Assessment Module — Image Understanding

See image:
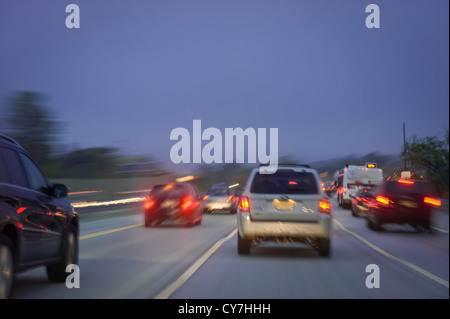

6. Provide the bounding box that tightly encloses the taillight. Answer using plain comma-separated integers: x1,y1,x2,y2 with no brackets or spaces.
144,196,156,210
319,198,331,214
180,195,195,211
227,196,233,201
398,180,414,184
202,195,208,201
424,197,441,207
376,195,390,206
240,196,250,212
344,186,347,193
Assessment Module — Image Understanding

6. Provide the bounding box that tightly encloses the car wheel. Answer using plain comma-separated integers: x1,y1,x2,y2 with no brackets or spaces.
351,205,358,217
317,238,330,257
237,234,251,255
47,225,78,282
0,235,14,299
367,216,382,231
145,216,153,227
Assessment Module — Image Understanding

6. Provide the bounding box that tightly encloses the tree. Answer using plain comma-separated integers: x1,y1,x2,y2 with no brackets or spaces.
402,130,449,197
62,147,119,178
2,91,61,166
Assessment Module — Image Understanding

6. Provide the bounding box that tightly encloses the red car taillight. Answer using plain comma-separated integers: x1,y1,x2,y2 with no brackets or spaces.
240,196,250,212
180,195,196,211
144,196,156,210
424,197,441,207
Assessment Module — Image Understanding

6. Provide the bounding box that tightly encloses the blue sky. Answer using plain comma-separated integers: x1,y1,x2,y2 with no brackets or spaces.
0,0,448,168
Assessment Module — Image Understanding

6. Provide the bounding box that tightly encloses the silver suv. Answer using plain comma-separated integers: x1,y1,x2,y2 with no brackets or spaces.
237,165,332,256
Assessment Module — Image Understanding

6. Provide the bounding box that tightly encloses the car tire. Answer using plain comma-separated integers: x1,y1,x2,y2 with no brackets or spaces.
367,217,382,231
317,238,330,257
0,235,14,299
351,205,358,217
237,234,251,255
47,225,78,282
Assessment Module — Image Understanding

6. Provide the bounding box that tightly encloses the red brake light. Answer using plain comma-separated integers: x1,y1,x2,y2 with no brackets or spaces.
319,198,331,214
227,196,233,201
240,196,250,212
180,195,195,211
398,180,414,184
144,196,156,210
202,195,208,201
376,195,390,206
424,197,441,207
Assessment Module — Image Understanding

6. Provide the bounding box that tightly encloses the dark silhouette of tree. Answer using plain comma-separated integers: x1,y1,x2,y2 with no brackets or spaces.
2,91,61,166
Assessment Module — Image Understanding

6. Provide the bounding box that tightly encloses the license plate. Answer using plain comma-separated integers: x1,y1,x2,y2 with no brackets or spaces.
275,201,294,211
161,200,177,209
399,200,418,208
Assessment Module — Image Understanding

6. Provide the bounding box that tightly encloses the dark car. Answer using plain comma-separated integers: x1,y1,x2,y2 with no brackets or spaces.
0,134,79,299
351,189,371,217
143,183,202,227
366,180,441,232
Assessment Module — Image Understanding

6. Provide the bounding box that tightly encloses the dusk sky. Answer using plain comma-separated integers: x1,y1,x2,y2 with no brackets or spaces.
0,0,448,171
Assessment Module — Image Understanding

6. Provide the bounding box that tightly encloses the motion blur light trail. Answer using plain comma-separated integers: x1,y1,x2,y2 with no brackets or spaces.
72,197,146,208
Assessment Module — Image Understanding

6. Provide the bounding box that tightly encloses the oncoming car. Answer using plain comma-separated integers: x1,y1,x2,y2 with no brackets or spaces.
143,183,202,227
0,134,79,299
237,165,332,256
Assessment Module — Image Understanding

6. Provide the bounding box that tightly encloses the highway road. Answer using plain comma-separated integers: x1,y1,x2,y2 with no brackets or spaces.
11,196,449,300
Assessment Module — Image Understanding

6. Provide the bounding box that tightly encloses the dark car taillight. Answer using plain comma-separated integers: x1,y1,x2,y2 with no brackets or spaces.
424,197,441,207
375,195,390,206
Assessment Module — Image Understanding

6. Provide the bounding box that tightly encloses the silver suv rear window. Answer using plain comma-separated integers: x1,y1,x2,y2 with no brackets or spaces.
250,170,319,194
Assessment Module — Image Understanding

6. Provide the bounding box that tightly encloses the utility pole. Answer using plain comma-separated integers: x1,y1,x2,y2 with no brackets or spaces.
403,122,406,171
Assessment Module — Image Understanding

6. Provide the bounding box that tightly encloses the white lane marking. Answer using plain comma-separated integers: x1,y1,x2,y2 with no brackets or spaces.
333,219,449,288
154,228,238,299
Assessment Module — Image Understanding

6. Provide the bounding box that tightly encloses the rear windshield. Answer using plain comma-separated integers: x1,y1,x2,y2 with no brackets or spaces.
150,184,189,199
207,188,230,196
250,170,319,194
384,181,437,196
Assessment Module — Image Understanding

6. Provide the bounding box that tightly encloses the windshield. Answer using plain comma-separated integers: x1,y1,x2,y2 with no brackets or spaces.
250,170,319,194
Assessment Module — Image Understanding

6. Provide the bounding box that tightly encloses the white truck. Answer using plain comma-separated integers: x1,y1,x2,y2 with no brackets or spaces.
336,162,383,208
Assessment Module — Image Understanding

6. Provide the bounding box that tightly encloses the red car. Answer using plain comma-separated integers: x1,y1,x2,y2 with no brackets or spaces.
366,180,441,232
144,183,203,227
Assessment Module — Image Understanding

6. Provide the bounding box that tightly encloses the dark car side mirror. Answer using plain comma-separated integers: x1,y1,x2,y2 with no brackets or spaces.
52,183,69,198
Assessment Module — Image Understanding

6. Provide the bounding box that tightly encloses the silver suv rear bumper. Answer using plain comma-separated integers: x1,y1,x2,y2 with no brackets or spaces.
238,213,331,240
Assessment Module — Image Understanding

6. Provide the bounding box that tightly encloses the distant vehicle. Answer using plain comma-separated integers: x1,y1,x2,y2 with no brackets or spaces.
351,189,371,218
336,163,383,208
321,180,335,197
143,183,202,227
366,180,441,232
237,164,332,256
0,134,79,299
201,186,233,213
229,187,244,214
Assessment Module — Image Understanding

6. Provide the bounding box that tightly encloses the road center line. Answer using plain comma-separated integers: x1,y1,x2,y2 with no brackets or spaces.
154,228,238,299
79,223,144,240
333,219,449,288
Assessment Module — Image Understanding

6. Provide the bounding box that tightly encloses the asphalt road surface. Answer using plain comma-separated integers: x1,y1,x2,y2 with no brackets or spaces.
11,197,449,300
